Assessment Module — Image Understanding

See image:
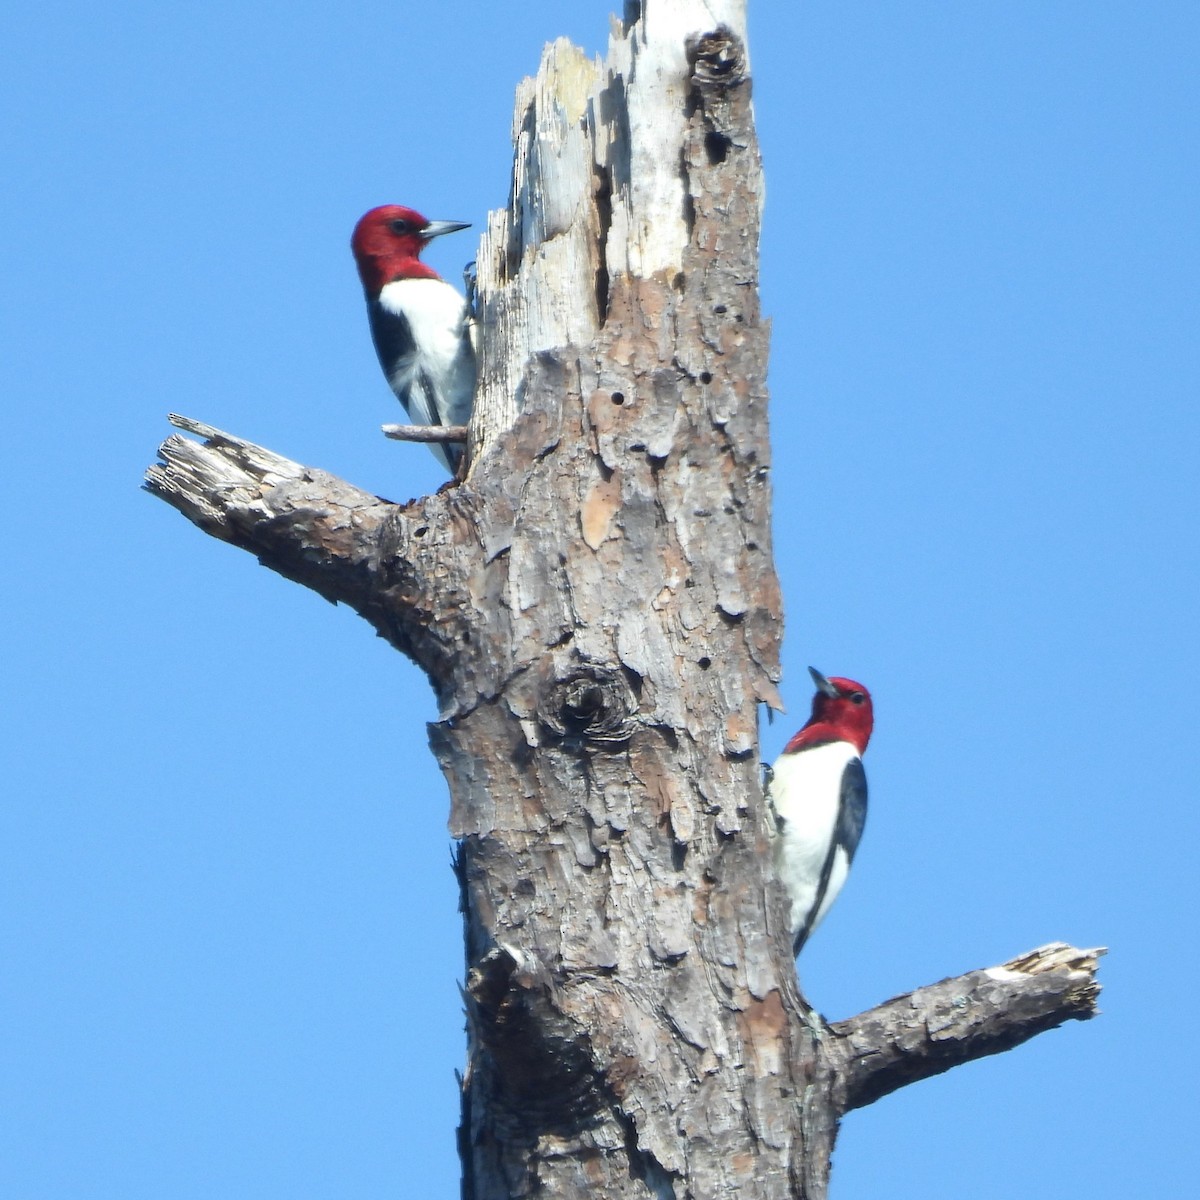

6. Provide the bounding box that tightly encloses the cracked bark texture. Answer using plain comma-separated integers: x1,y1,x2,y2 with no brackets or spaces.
146,3,1102,1197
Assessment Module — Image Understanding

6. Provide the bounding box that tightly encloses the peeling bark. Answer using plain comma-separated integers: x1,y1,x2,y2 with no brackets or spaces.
145,3,1101,1196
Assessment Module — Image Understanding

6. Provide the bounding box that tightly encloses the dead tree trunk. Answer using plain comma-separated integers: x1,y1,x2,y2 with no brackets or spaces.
145,3,1102,1196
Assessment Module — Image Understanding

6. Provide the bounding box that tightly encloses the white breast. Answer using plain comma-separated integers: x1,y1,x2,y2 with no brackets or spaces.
768,740,860,945
377,277,474,425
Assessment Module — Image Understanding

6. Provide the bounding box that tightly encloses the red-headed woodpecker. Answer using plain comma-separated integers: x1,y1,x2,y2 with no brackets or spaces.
768,667,874,955
350,204,475,473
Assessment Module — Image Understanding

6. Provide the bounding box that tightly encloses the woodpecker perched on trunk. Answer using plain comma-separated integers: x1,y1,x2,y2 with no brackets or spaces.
350,204,475,473
768,667,874,955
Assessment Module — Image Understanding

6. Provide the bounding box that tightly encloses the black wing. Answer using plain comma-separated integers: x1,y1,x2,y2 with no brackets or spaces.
835,757,868,864
366,298,416,392
792,757,869,955
366,302,461,471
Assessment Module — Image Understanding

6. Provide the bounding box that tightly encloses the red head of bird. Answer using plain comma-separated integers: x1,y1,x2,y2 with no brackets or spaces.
783,667,874,756
350,204,470,295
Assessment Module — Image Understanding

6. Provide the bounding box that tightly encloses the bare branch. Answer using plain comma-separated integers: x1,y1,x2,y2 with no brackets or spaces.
828,943,1106,1113
145,413,345,540
382,423,469,444
144,414,477,690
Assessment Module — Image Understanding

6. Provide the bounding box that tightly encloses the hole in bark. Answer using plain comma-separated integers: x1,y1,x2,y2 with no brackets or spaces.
672,841,688,872
747,541,758,551
698,656,712,670
463,630,472,644
713,304,727,314
699,371,712,384
611,391,625,405
562,686,605,732
414,526,429,537
705,131,731,164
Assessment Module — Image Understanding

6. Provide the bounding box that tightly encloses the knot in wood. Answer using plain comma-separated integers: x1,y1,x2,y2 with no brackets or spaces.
539,666,636,747
689,27,747,89
465,945,606,1132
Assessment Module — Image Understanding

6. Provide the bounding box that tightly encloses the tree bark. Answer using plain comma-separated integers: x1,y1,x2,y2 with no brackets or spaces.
145,3,1102,1196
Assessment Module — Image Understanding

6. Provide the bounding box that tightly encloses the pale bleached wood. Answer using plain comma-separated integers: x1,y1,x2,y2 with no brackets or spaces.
471,38,604,465
469,0,750,470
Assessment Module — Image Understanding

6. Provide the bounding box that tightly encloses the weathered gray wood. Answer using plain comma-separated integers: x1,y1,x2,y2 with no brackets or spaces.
145,3,1102,1196
829,942,1105,1114
381,422,469,444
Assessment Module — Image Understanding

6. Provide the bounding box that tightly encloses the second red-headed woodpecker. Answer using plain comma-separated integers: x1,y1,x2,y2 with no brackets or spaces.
767,667,874,955
350,204,475,473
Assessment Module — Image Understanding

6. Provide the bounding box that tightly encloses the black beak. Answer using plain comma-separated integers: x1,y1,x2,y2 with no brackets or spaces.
808,666,840,698
421,220,471,241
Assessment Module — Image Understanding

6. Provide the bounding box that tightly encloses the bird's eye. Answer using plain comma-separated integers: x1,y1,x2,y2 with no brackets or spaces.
389,219,413,234
849,692,866,705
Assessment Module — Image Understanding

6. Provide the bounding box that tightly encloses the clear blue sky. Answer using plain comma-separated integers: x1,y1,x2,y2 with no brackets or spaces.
3,2,1196,1196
